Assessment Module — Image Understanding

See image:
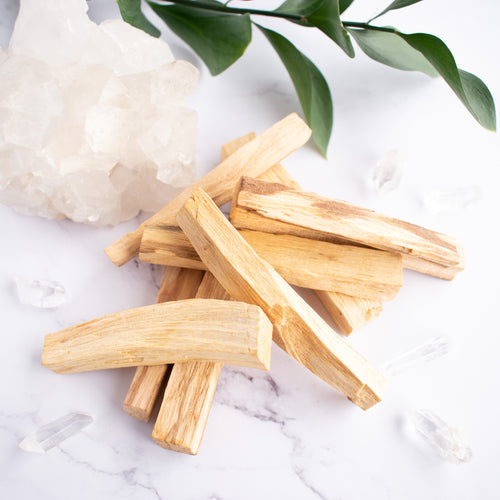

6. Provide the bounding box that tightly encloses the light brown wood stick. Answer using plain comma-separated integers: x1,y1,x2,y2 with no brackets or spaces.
140,226,402,301
257,164,384,334
226,134,383,332
123,267,204,422
104,113,311,266
225,134,383,332
153,272,230,454
123,133,252,423
42,299,272,374
231,177,464,278
151,134,255,452
176,189,387,410
315,291,383,335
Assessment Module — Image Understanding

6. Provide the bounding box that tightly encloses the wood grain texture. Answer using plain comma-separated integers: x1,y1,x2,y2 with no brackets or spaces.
42,299,272,374
231,177,464,278
315,291,383,335
153,272,230,454
151,134,252,453
176,188,387,410
123,266,204,422
104,113,311,266
140,225,402,301
259,164,383,334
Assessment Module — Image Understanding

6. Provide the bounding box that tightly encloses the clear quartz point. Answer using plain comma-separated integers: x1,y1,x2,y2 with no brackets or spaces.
370,149,403,194
410,409,472,463
381,336,451,377
424,186,482,212
19,412,93,453
15,276,68,308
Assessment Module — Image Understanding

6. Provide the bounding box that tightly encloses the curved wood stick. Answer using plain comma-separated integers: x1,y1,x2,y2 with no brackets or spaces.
41,299,272,374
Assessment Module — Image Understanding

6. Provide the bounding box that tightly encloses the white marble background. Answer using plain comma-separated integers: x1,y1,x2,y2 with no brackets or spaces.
1,1,500,499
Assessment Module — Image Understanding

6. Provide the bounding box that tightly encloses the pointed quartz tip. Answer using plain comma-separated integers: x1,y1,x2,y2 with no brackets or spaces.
409,409,472,464
19,412,93,453
381,336,452,378
370,149,403,194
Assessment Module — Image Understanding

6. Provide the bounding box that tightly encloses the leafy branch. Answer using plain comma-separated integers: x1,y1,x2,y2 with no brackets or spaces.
117,0,496,156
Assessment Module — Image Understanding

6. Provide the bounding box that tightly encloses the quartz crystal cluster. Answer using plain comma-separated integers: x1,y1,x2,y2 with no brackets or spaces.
0,0,199,226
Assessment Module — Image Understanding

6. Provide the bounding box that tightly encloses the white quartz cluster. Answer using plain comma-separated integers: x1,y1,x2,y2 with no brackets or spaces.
0,0,199,226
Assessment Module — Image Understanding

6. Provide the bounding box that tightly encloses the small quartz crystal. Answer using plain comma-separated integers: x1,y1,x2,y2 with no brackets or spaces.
15,276,68,308
381,336,451,377
409,409,472,463
0,0,199,226
424,186,482,212
19,412,93,453
370,149,403,194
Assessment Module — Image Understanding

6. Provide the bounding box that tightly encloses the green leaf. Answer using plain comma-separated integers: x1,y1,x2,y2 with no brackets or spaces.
276,1,354,58
257,24,333,156
116,0,161,38
339,0,355,14
274,0,325,17
369,0,423,23
148,2,252,76
348,28,438,77
304,1,355,58
400,32,496,130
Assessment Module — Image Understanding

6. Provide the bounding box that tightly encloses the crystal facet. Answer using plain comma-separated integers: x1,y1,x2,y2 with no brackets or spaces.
381,336,451,377
370,149,403,194
19,412,93,453
0,0,199,226
15,276,68,308
424,186,482,212
409,409,472,463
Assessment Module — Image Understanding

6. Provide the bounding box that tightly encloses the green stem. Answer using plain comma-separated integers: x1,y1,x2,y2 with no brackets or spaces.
149,0,304,21
342,21,396,33
149,1,398,33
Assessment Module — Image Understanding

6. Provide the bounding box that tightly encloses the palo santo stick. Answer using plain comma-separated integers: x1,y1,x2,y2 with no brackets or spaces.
176,189,387,410
150,134,252,452
123,266,204,422
124,132,252,422
220,132,257,160
230,208,463,281
315,291,383,335
231,177,464,278
225,133,383,332
153,272,230,454
258,164,384,333
42,299,272,374
104,113,311,266
140,226,402,301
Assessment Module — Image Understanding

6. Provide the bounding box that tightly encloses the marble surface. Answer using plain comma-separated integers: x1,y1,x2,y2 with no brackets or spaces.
1,1,500,498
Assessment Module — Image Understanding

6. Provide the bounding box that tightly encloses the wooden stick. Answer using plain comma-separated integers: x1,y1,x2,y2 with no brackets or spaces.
140,226,402,301
258,164,383,334
153,272,230,454
42,299,272,374
315,291,383,335
231,177,464,278
123,267,204,422
176,189,387,410
124,129,250,423
104,113,311,266
151,134,253,452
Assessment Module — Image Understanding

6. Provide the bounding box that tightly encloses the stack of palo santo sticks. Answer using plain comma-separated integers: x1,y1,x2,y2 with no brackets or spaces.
41,114,464,454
